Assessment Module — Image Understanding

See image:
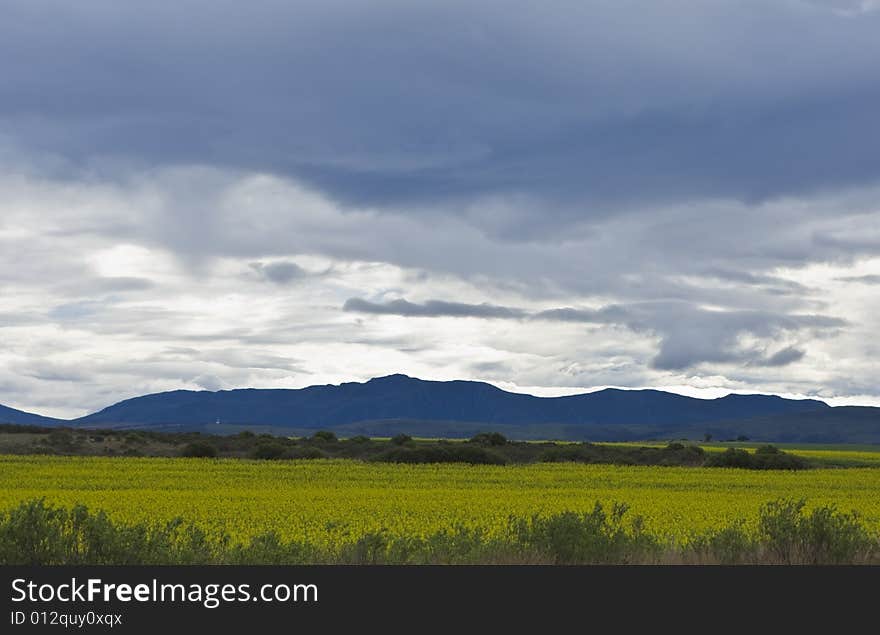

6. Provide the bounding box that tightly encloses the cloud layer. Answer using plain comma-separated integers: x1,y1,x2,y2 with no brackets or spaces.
1,1,880,416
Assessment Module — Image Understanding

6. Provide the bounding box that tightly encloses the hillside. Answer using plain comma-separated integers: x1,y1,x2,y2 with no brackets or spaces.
0,403,65,427
4,374,877,442
71,374,829,433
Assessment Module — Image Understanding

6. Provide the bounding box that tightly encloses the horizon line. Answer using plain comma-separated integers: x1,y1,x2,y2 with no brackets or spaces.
6,372,879,421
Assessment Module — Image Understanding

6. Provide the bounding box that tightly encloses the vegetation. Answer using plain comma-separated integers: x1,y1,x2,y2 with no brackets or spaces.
0,424,818,469
0,497,875,564
704,447,809,470
180,441,219,458
2,455,879,552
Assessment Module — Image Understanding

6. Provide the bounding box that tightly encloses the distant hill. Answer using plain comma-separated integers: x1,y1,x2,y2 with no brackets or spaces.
4,374,877,442
71,373,827,431
0,403,65,427
684,407,880,444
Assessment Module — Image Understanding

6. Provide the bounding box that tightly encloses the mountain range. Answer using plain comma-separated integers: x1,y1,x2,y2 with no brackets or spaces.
1,374,878,443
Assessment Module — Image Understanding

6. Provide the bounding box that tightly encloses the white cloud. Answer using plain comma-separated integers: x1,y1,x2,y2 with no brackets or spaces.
0,161,878,417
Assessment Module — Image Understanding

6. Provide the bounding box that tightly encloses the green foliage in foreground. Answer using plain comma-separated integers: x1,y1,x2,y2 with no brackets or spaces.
1,499,875,565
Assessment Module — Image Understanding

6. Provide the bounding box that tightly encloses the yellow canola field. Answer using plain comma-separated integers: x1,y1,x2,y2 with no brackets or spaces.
1,455,879,546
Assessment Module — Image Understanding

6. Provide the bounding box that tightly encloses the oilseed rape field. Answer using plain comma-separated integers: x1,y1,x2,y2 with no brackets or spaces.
2,454,879,549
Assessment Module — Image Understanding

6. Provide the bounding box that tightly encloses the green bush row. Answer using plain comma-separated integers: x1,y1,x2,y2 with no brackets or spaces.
1,498,874,565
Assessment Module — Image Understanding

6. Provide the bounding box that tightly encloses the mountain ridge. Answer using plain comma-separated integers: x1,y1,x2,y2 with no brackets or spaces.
72,374,830,428
3,374,876,442
0,403,66,427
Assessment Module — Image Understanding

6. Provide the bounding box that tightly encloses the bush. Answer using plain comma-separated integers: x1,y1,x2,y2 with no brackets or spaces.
390,434,412,446
539,446,594,463
251,443,287,460
758,499,874,564
47,430,76,448
0,500,219,565
659,443,705,466
512,503,659,564
690,521,754,564
371,445,507,465
0,498,876,565
349,435,371,443
124,432,147,445
287,447,328,460
754,452,809,470
755,445,781,455
180,442,218,458
311,431,337,443
469,432,507,446
705,448,753,468
704,447,808,470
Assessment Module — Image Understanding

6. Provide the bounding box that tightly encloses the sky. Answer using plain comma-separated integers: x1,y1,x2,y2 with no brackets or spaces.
2,0,880,418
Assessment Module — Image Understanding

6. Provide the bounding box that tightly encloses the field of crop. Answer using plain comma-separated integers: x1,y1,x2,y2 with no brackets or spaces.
2,454,879,549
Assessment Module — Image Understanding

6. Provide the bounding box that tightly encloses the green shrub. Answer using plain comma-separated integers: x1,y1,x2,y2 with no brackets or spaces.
180,442,218,458
758,498,874,564
124,432,147,445
341,532,390,564
251,442,286,460
47,430,76,448
752,452,809,470
690,521,754,564
287,447,328,460
371,445,507,465
390,434,413,446
512,503,659,564
0,498,876,565
705,447,753,468
311,430,337,443
704,447,808,470
469,432,507,446
538,446,592,463
755,445,781,455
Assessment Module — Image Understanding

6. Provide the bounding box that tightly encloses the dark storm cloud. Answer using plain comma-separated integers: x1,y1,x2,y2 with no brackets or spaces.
250,261,308,284
343,298,527,319
697,268,810,294
751,346,807,367
836,274,880,284
532,306,633,324
2,1,880,213
631,304,843,371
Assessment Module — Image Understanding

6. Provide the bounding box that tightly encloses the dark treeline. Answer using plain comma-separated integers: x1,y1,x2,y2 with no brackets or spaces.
0,424,812,469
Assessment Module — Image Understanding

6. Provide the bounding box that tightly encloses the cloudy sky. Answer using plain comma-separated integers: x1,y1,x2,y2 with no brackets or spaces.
2,0,880,418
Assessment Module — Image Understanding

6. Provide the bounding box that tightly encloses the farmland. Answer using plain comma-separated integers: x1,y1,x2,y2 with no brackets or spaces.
1,454,879,553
